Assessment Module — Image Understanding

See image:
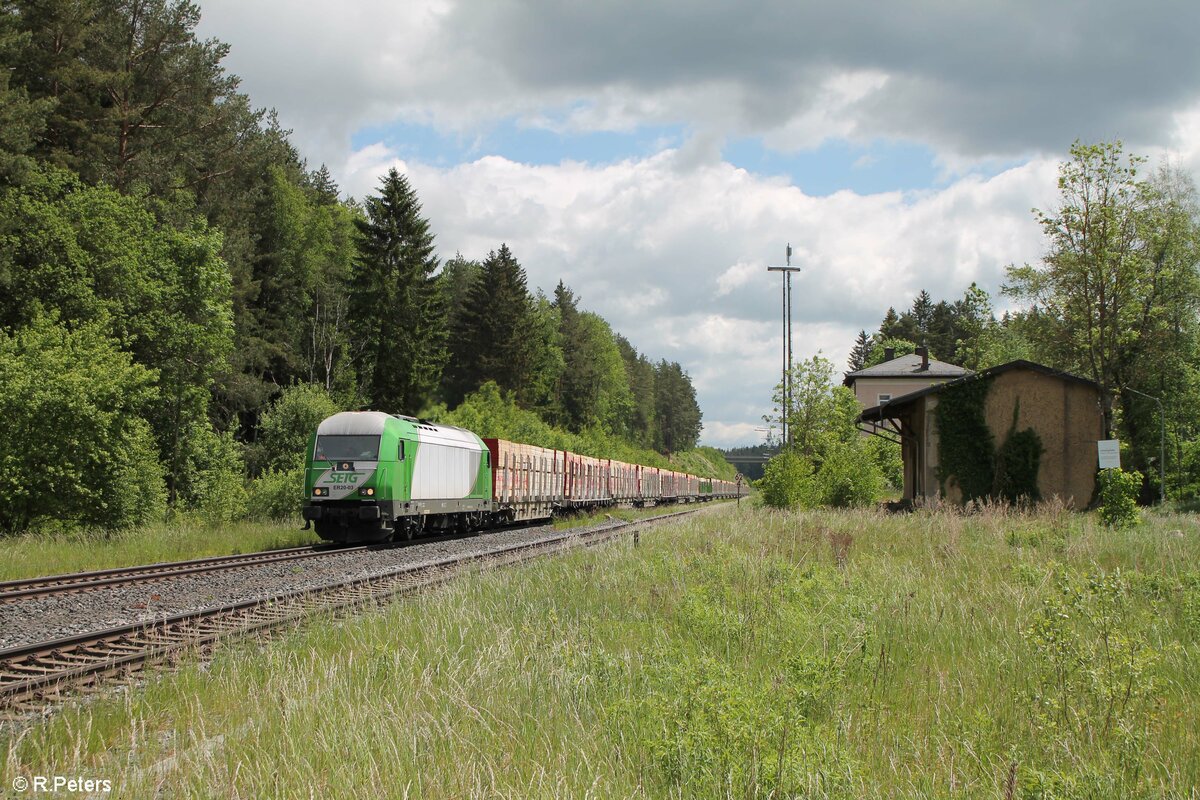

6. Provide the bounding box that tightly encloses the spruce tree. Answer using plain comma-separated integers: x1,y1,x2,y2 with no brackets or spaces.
848,329,873,371
445,243,534,405
349,168,445,413
552,280,584,428
911,290,934,339
878,307,901,339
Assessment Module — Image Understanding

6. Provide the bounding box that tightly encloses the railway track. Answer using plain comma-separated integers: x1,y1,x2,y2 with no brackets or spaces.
0,545,366,603
0,508,702,713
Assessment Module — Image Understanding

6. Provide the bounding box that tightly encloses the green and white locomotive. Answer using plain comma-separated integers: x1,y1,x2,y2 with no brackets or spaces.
301,411,492,543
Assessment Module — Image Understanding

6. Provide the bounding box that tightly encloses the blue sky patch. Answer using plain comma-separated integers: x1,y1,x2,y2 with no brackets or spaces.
352,117,1027,198
721,137,945,196
352,118,689,168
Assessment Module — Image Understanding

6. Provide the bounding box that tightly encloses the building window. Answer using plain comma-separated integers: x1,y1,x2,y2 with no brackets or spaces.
878,394,891,404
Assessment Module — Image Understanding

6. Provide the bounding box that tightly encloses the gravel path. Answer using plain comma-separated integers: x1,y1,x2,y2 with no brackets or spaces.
0,513,690,650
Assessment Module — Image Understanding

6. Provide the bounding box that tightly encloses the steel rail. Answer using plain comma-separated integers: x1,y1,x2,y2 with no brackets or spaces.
0,509,702,711
0,545,370,603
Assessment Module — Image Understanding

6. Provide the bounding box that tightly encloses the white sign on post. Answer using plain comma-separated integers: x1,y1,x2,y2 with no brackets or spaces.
1097,439,1121,469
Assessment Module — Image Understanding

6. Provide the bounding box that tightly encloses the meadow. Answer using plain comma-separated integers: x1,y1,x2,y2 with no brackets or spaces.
4,501,1198,798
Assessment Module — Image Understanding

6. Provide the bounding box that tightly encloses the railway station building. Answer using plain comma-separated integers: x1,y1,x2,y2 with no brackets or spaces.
857,360,1104,507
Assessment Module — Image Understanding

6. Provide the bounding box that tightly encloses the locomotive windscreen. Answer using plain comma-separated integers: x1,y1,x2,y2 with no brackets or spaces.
314,435,380,461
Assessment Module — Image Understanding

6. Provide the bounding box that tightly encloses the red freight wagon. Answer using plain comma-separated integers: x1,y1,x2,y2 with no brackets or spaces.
565,452,608,506
483,438,563,522
640,466,661,504
661,470,679,500
609,459,638,504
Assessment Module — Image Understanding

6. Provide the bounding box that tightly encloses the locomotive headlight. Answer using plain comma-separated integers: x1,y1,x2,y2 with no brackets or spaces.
360,486,375,497
313,487,327,497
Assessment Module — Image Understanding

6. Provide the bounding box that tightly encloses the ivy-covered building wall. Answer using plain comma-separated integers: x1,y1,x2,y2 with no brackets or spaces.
859,361,1104,507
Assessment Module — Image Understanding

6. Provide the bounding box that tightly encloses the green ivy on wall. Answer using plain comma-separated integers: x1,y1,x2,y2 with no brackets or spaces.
934,378,995,503
935,379,1045,505
993,399,1044,504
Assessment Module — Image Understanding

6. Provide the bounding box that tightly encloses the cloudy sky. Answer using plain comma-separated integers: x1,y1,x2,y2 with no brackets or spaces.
196,1,1200,448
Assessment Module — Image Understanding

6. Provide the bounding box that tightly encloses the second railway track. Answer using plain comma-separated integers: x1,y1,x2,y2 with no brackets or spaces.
0,507,708,714
0,544,367,603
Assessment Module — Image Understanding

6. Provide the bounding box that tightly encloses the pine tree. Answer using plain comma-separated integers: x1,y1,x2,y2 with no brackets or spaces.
445,243,535,405
878,307,901,339
654,360,702,453
348,168,445,413
310,164,339,205
848,329,873,371
927,300,957,363
552,280,584,428
911,290,933,339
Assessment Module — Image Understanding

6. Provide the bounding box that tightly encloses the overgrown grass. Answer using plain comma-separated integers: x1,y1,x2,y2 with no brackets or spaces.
0,517,320,582
5,502,1198,798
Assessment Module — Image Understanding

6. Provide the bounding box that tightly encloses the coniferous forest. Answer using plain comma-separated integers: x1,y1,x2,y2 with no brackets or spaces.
0,0,715,534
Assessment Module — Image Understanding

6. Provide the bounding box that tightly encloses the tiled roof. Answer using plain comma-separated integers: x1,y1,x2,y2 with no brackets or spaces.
844,353,972,384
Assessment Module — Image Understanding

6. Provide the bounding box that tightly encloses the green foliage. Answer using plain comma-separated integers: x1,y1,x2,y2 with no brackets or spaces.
349,167,445,414
863,336,918,367
178,425,247,524
433,382,725,477
934,377,995,503
1023,567,1166,781
867,435,903,490
444,243,538,405
0,314,165,532
769,355,860,460
248,384,341,475
616,546,859,798
653,358,701,452
993,402,1045,504
1098,468,1142,528
817,443,882,508
1005,141,1200,455
245,466,304,521
847,329,873,371
0,165,234,506
759,450,818,509
765,354,884,508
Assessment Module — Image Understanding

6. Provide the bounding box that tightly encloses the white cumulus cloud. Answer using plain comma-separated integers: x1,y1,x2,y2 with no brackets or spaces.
340,140,1060,445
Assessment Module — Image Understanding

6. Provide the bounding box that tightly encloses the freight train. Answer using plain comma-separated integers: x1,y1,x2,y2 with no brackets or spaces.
300,411,742,544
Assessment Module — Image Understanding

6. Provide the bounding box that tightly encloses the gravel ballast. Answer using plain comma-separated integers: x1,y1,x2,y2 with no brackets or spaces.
0,512,698,650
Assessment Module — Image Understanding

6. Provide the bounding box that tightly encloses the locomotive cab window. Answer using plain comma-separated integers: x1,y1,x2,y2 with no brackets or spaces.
314,435,380,461
397,441,405,460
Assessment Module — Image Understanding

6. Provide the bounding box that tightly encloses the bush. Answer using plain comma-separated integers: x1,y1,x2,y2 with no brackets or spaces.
246,465,304,520
1098,468,1142,528
248,384,341,475
817,442,883,508
181,425,248,523
866,436,903,490
759,450,818,509
0,314,166,533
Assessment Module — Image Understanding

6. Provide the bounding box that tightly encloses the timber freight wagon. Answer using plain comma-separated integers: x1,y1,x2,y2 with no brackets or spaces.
483,438,563,523
565,452,608,508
